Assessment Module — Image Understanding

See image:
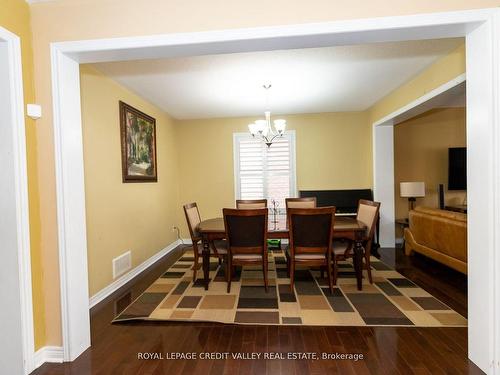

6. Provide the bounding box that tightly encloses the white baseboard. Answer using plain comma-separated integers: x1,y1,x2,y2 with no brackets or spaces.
89,239,181,308
182,238,290,246
34,346,64,369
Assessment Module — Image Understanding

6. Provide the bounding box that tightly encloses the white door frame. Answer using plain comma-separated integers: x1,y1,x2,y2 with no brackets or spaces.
372,122,395,248
50,8,500,373
373,73,467,247
0,26,35,374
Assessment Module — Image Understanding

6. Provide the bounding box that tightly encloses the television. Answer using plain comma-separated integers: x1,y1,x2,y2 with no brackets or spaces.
448,147,466,190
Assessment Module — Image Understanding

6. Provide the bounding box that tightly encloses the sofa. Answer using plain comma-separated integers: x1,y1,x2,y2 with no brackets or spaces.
404,206,467,274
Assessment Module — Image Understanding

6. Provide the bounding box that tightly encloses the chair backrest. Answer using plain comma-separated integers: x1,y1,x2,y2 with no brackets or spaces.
223,208,268,255
236,199,267,209
356,199,381,240
288,206,336,256
183,202,202,242
285,197,317,227
285,197,317,209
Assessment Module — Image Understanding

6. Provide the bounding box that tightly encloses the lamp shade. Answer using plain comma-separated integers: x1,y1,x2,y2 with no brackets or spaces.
248,123,258,135
400,182,425,198
273,119,286,133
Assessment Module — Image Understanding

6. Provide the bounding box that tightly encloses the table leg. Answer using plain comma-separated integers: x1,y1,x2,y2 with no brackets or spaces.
353,235,364,291
202,238,210,290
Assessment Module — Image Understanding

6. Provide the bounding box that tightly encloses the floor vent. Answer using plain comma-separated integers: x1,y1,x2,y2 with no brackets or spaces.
113,251,131,279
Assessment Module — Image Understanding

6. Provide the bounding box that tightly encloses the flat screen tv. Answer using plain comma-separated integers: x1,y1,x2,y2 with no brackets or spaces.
448,147,466,190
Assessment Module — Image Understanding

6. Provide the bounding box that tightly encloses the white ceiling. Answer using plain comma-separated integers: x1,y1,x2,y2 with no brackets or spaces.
94,38,463,120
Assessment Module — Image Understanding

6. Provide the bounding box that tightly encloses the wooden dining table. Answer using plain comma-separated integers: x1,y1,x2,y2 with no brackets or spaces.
197,215,368,291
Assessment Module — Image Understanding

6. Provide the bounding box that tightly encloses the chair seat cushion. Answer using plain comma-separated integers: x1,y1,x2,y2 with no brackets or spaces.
195,240,227,255
295,253,326,260
233,254,262,260
333,240,351,255
285,248,326,260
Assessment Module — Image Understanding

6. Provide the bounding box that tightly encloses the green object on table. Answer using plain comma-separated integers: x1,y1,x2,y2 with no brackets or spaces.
267,239,281,250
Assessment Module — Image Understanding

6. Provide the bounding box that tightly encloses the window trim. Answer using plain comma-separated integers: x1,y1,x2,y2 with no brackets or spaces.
233,130,297,201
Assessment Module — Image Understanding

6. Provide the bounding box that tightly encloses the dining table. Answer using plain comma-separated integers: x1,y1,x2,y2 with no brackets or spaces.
197,214,368,291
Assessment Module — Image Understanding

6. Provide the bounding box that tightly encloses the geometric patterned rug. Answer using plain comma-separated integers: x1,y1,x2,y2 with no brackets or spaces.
113,249,467,327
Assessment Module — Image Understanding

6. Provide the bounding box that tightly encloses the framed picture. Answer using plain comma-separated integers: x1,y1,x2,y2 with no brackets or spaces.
119,101,158,182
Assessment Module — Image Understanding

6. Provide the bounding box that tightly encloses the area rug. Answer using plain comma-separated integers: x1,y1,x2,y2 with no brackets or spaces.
113,249,467,327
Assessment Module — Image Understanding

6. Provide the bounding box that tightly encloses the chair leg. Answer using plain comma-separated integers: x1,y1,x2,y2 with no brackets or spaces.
286,256,290,278
226,256,232,293
290,260,295,293
218,256,222,265
327,260,333,294
365,253,373,284
364,241,373,284
263,259,269,293
192,248,198,282
333,257,338,285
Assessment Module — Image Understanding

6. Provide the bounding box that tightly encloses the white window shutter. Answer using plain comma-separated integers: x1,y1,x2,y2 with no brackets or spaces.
234,132,296,209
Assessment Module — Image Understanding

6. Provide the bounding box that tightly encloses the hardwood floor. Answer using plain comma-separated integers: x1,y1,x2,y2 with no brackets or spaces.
32,245,481,375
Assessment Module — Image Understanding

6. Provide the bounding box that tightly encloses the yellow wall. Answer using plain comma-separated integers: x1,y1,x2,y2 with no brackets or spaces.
80,65,179,296
369,44,465,124
175,112,371,236
394,108,466,231
0,0,45,350
26,0,499,347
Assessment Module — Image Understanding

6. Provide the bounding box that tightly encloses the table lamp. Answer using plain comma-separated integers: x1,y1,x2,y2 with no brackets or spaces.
400,182,425,211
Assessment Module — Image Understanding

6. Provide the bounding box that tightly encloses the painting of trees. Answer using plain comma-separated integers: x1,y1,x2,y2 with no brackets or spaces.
120,101,157,182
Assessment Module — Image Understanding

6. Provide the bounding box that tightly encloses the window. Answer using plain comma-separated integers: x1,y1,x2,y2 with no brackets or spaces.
233,131,296,210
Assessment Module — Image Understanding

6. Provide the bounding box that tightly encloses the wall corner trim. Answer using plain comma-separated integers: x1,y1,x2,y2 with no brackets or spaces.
89,240,182,308
34,346,64,369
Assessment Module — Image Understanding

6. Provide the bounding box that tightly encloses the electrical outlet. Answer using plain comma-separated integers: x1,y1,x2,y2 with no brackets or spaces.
171,225,183,244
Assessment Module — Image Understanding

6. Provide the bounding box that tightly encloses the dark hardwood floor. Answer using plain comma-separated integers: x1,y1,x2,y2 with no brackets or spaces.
32,245,481,375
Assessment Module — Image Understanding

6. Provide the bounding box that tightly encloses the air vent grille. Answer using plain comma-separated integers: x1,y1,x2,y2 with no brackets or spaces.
113,251,131,279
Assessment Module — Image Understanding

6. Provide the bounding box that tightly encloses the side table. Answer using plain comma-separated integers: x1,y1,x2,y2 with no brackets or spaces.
395,218,409,248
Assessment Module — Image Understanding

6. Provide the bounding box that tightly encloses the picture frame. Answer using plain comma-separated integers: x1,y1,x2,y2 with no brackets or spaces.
119,101,158,182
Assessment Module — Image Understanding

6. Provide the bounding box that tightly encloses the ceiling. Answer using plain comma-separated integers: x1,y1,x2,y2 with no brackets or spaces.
94,38,463,120
392,80,465,126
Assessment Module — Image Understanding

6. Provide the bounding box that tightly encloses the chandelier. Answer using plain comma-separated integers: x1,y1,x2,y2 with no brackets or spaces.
248,84,286,147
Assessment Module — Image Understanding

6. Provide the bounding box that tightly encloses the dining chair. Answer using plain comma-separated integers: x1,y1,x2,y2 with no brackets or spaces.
236,199,267,209
285,197,317,209
183,202,227,282
332,199,380,284
285,197,317,227
286,206,336,293
223,208,268,293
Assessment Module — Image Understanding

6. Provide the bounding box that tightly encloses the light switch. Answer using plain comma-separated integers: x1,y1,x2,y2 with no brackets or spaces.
27,104,42,120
